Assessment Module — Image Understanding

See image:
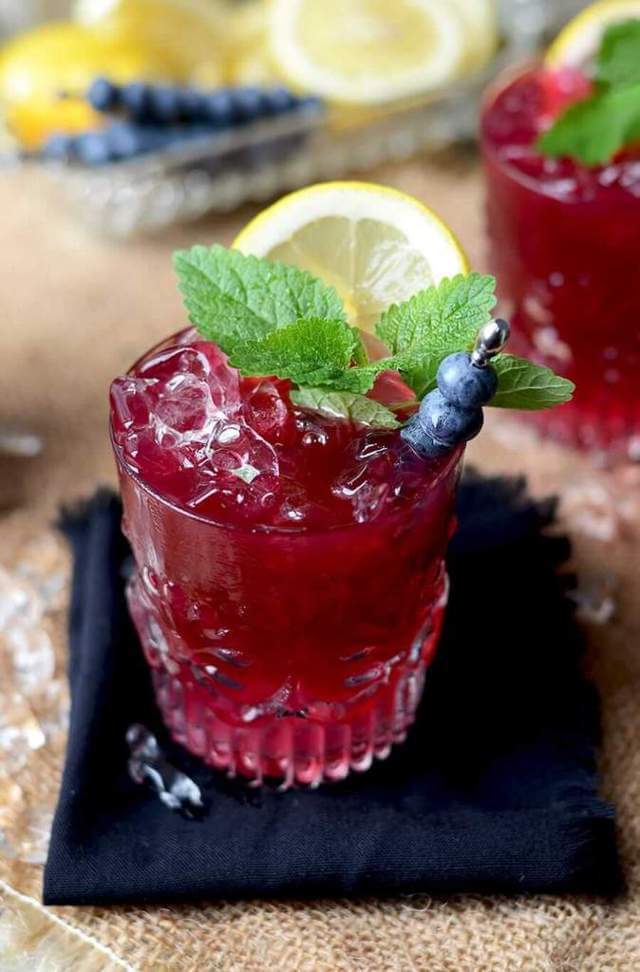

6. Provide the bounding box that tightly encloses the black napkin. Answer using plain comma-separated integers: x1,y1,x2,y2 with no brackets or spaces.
43,475,620,906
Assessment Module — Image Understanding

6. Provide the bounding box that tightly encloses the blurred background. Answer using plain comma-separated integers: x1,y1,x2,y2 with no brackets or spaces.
0,0,589,513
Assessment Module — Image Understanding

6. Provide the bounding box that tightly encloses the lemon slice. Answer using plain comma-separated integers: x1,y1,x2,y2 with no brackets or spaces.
74,0,226,27
233,181,468,332
449,0,498,74
545,0,640,68
74,0,227,82
267,0,465,106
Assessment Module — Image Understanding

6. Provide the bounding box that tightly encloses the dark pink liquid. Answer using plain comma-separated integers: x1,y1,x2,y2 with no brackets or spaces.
110,331,461,786
481,67,640,459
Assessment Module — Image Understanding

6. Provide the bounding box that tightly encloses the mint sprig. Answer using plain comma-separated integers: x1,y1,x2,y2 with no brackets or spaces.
538,19,640,166
174,244,345,343
597,19,640,88
376,273,497,397
174,245,573,428
538,82,640,166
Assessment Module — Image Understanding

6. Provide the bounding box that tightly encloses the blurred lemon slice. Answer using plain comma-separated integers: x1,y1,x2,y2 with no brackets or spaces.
74,0,227,83
0,22,173,148
449,0,498,74
267,0,465,106
234,181,468,332
545,0,640,68
225,1,278,85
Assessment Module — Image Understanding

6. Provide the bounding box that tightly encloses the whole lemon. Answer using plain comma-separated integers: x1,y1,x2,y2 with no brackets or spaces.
0,21,182,148
75,0,227,85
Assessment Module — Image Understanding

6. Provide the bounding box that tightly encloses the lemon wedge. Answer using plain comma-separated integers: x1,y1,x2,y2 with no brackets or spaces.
546,0,640,68
233,181,468,332
267,0,465,106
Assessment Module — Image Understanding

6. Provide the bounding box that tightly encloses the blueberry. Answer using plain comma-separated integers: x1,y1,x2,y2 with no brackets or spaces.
177,87,206,120
87,76,120,112
181,122,215,141
203,89,234,126
42,132,74,160
105,121,147,159
436,351,498,408
75,131,112,165
296,95,324,115
418,389,483,446
232,86,266,123
121,82,152,121
149,85,182,123
400,415,451,459
263,85,295,115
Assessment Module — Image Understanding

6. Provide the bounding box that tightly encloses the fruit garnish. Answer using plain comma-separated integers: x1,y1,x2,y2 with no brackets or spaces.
233,181,469,333
402,319,506,458
539,10,640,165
538,67,594,125
173,184,574,440
544,0,640,69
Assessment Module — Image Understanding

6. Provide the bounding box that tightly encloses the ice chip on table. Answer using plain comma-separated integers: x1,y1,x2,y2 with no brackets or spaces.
126,723,204,816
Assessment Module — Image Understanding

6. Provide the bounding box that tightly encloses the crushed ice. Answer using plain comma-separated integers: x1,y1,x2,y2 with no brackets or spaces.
126,723,205,816
0,532,69,864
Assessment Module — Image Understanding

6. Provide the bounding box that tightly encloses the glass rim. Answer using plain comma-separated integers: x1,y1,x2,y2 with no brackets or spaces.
479,58,596,201
110,330,464,537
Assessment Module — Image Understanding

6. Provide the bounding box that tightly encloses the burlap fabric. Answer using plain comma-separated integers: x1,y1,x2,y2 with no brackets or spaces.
1,161,640,971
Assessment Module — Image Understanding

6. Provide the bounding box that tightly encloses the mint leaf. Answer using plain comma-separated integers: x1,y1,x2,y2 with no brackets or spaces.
291,388,399,428
172,244,571,421
596,19,640,89
491,355,574,409
376,274,497,396
227,318,358,386
174,244,345,347
324,358,398,394
537,83,640,166
377,273,496,355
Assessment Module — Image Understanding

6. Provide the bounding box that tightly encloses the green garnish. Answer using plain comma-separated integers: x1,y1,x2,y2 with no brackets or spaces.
174,245,573,428
538,19,640,166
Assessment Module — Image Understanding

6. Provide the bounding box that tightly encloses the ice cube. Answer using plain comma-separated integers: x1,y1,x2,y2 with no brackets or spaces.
110,376,154,433
152,373,219,443
332,463,390,523
243,379,296,444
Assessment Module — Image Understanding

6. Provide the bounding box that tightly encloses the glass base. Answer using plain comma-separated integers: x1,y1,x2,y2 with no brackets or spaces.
151,659,429,788
127,568,448,789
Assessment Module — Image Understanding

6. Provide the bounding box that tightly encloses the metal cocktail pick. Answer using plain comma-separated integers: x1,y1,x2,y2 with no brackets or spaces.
471,318,511,368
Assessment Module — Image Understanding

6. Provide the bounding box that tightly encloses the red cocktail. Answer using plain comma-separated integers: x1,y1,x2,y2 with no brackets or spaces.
110,330,461,787
481,66,640,459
